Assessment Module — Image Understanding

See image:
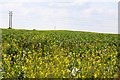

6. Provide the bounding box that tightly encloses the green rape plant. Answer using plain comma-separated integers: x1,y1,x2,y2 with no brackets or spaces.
1,29,119,78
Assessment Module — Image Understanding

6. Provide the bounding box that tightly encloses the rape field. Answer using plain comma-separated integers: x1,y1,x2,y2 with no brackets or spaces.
1,29,119,78
0,29,2,79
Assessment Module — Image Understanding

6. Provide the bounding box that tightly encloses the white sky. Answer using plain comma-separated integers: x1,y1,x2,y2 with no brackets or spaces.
0,0,119,34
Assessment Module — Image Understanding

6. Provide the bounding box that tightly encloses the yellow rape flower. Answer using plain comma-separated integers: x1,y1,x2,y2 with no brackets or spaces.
94,73,97,78
82,75,85,78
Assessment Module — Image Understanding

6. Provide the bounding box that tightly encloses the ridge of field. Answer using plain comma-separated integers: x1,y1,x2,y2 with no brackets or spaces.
1,29,119,78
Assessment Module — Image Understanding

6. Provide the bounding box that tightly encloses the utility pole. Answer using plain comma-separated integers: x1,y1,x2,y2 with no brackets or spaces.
54,26,56,30
9,11,12,29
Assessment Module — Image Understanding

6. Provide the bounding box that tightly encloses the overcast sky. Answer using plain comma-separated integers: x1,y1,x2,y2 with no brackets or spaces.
0,0,119,34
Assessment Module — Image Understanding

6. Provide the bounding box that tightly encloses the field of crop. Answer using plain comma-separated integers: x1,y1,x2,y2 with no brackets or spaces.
1,29,119,78
0,29,2,79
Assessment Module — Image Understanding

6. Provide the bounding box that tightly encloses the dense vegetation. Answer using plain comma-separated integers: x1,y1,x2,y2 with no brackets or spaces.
0,29,2,79
1,29,119,78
